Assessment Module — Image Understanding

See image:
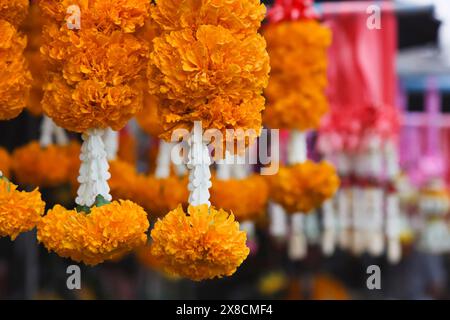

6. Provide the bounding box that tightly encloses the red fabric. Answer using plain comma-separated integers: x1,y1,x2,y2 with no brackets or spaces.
320,1,399,148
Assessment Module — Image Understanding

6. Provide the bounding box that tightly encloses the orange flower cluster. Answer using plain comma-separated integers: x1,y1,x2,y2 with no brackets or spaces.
23,3,45,116
0,0,28,27
268,160,340,214
38,0,150,132
210,174,269,221
263,20,331,130
0,0,32,120
151,205,249,281
37,200,149,265
0,178,45,240
148,0,270,144
12,141,81,187
0,147,10,177
109,159,188,217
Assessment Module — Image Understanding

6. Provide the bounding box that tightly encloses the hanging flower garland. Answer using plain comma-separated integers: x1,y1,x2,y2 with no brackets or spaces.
0,0,32,120
263,3,331,131
37,0,151,265
148,0,269,280
0,176,45,240
0,147,10,178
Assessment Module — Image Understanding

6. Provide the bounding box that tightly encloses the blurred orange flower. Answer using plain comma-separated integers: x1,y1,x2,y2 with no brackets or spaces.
0,178,45,240
12,141,74,187
268,160,340,214
210,174,269,221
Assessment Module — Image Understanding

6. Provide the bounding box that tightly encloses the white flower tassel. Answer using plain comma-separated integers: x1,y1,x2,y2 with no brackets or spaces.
384,141,402,263
40,116,69,147
288,130,307,164
269,201,288,238
102,127,119,161
288,213,307,260
322,199,337,256
155,140,173,179
187,123,212,207
76,129,112,207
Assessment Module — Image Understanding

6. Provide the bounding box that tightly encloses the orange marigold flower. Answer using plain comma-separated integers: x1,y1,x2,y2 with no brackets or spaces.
148,25,269,141
151,204,249,281
268,160,340,214
0,0,28,27
0,178,45,240
38,0,150,33
37,200,150,265
0,147,10,178
0,20,32,120
210,174,269,221
263,20,331,130
109,159,142,201
38,1,150,132
12,141,73,187
150,0,266,39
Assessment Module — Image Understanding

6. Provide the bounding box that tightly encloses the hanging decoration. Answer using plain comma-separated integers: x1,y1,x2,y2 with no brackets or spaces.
147,0,269,280
263,0,337,260
36,0,151,265
0,0,32,120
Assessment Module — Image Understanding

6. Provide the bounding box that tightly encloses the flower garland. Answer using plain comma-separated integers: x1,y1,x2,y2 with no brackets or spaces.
0,176,45,240
148,0,268,280
263,19,331,131
0,0,32,120
269,160,340,214
150,205,249,281
37,1,151,265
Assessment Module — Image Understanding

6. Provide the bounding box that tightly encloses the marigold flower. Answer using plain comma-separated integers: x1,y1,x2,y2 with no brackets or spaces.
263,20,331,130
38,0,150,132
0,0,28,27
0,178,45,240
0,20,32,120
151,204,249,281
12,141,73,187
38,0,150,33
150,0,266,38
0,147,10,178
148,25,269,141
210,175,269,221
37,200,150,265
268,160,340,214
